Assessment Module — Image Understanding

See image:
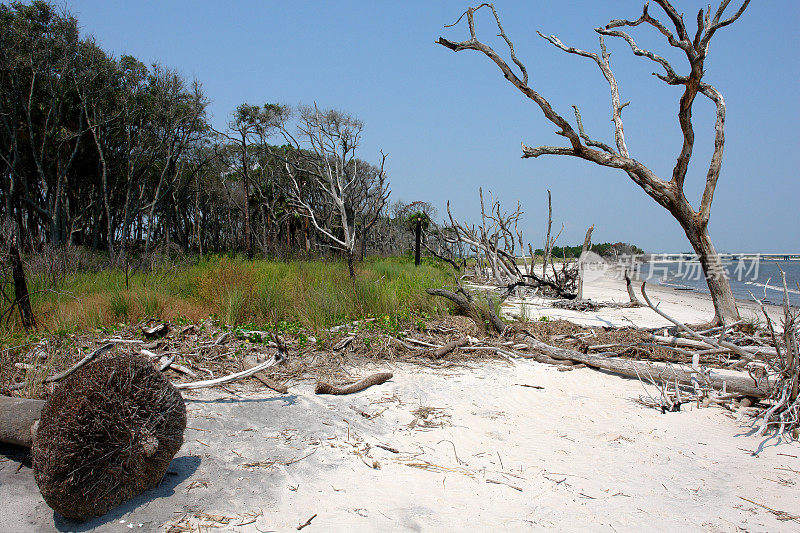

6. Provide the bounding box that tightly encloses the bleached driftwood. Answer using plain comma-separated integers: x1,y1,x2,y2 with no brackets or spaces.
517,333,772,398
174,356,281,390
141,323,170,338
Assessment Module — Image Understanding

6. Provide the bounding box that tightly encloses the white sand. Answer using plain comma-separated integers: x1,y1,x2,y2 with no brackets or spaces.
2,358,798,532
497,269,786,329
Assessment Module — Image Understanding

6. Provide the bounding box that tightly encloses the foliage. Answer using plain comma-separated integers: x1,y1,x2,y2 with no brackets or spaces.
534,242,645,259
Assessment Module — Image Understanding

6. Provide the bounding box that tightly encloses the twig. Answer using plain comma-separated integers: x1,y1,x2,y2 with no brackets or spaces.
297,513,317,530
486,478,523,491
738,496,800,523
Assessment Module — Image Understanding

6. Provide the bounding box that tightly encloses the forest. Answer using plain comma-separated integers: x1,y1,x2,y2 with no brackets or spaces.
0,1,422,265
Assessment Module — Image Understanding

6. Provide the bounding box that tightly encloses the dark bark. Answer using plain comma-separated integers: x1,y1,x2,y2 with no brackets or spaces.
414,217,422,266
10,236,36,330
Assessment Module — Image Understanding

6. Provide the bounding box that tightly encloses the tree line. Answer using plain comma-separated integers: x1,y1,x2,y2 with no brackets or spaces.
0,1,422,267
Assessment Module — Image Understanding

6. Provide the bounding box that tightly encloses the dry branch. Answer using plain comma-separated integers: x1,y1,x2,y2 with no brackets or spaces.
243,356,288,394
517,333,771,398
141,323,170,338
315,372,393,395
430,337,469,359
174,356,281,390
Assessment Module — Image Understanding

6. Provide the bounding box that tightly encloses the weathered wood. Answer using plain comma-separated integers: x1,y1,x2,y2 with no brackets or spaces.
437,1,748,325
0,396,44,447
430,338,468,359
426,287,505,335
141,323,170,338
315,372,393,395
243,356,288,394
576,225,594,300
174,357,280,390
518,333,772,398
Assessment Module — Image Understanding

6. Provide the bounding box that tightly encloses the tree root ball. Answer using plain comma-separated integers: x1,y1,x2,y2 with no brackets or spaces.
32,352,186,520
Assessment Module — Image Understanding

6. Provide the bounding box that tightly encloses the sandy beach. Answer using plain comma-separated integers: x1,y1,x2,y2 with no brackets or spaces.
1,274,797,532
3,360,798,532
498,267,787,329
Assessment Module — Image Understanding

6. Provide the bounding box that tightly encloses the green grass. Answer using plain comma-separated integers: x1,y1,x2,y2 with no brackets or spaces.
4,253,453,336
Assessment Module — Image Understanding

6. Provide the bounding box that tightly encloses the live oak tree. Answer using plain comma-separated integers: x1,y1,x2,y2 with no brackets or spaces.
438,1,749,325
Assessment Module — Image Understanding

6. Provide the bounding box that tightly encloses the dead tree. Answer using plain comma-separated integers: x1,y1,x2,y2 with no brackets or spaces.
282,106,388,278
438,1,749,325
575,225,594,300
3,235,36,330
447,189,576,298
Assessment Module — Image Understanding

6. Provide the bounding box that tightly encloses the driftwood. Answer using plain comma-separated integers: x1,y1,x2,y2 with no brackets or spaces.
315,372,393,395
141,323,169,338
517,333,772,398
640,283,753,361
575,225,594,300
174,356,281,390
0,396,45,447
332,336,355,351
624,269,641,307
243,356,288,394
426,286,506,335
430,338,469,359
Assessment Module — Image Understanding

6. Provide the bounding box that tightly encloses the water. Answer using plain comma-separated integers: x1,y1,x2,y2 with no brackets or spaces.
635,258,800,307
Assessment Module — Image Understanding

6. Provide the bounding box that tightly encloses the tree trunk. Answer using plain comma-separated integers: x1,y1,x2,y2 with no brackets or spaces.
347,249,355,279
414,218,422,266
0,396,45,448
10,236,36,330
576,224,594,300
682,222,739,325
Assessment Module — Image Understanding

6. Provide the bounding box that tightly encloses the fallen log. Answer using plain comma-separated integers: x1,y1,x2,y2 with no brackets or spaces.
315,372,393,395
517,333,773,398
650,334,778,357
0,396,45,447
430,338,468,359
243,356,288,394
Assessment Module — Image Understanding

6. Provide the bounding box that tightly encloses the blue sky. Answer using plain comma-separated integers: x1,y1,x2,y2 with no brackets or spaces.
62,1,799,253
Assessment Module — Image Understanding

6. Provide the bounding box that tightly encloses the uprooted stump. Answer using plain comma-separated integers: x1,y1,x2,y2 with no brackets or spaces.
32,352,186,520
